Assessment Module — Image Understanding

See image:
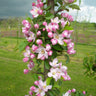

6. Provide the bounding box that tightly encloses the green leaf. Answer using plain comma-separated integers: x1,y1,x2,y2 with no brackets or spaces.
50,78,55,86
53,88,60,95
26,17,32,22
52,50,57,59
69,4,80,10
58,80,62,86
52,44,63,51
48,91,54,96
44,60,50,70
45,12,54,20
19,41,29,52
32,73,38,81
36,60,42,65
64,54,70,64
45,5,51,11
61,26,73,32
46,77,52,85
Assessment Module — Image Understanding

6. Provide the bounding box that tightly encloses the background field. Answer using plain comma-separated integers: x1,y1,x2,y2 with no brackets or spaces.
0,18,96,96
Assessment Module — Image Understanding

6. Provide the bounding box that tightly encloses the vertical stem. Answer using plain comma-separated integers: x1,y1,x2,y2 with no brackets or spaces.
47,0,55,15
44,61,46,80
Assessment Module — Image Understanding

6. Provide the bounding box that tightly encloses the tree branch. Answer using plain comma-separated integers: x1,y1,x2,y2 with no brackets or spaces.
55,9,63,15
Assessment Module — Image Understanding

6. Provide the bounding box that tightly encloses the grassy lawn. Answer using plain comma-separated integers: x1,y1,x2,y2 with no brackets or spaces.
0,37,96,96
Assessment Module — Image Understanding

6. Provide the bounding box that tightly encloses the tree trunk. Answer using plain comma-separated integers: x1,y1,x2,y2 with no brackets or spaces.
47,0,55,15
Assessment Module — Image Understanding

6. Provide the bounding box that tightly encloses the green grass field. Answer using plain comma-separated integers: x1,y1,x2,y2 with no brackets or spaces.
0,37,96,96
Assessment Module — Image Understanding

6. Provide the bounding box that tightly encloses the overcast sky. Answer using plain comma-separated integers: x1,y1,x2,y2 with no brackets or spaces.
0,0,96,22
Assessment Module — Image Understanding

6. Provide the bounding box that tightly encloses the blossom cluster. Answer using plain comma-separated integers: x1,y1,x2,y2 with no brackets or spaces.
63,89,86,96
21,0,78,96
48,58,71,81
26,76,52,96
30,0,43,18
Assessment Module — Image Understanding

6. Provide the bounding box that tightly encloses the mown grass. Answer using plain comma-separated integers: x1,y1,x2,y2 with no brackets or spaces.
0,37,96,96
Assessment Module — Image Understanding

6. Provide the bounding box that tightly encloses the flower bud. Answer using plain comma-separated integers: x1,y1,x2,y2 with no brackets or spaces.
43,22,47,26
24,69,29,74
36,39,43,45
32,45,38,52
48,50,53,56
46,44,51,51
51,39,58,45
29,91,33,95
30,86,36,91
23,57,29,62
34,24,39,29
48,32,53,38
32,3,35,6
30,53,35,59
37,31,41,36
71,88,76,93
83,91,86,95
34,81,39,86
38,10,43,15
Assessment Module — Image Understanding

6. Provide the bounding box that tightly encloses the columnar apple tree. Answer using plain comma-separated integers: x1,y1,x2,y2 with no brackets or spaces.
21,0,85,96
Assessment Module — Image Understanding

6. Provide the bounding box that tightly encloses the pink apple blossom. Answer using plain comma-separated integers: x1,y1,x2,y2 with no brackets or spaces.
83,91,86,95
32,45,38,52
64,0,74,3
43,22,47,26
46,44,51,51
30,6,41,18
49,58,59,68
37,0,41,3
30,53,35,59
61,13,69,18
26,32,35,42
30,86,36,91
24,69,29,74
67,42,74,49
34,24,39,29
38,9,43,15
48,32,53,38
63,39,72,44
22,27,29,34
36,39,43,45
37,31,41,36
27,61,34,70
48,50,53,56
29,91,33,95
39,80,52,92
60,18,67,28
46,23,53,32
25,46,30,50
67,48,76,54
51,17,60,24
24,50,30,57
71,88,76,93
43,28,45,31
62,30,69,38
48,68,59,81
68,15,74,22
35,46,48,60
34,81,39,86
32,2,36,6
23,57,29,62
51,39,58,45
63,91,71,96
34,80,52,96
22,20,31,29
38,2,43,7
53,33,64,45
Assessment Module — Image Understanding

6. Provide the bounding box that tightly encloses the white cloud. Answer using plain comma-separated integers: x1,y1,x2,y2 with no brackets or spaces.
67,0,96,23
